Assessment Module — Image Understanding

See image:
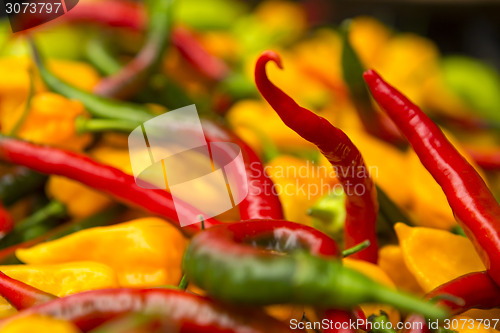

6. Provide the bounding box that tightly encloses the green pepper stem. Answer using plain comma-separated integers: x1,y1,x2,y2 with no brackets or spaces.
342,240,370,257
75,117,139,134
371,284,448,321
178,274,189,290
16,200,66,231
368,313,398,333
29,38,153,124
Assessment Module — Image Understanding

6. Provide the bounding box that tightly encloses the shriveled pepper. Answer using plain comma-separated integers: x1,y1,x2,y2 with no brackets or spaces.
0,288,295,332
16,218,187,287
183,220,447,320
364,69,500,286
255,50,378,262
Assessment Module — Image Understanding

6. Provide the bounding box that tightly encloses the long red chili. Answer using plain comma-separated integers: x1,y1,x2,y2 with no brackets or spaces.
0,271,56,310
0,135,218,234
402,271,500,332
255,51,378,263
363,69,500,284
0,288,296,332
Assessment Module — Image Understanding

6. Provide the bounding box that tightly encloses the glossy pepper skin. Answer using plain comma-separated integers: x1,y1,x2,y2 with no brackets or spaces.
363,69,500,286
0,271,56,310
0,203,13,238
0,135,219,234
0,288,296,332
255,51,379,263
403,271,500,332
183,220,447,320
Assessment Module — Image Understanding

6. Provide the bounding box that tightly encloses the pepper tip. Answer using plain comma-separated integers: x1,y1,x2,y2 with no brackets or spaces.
261,50,283,70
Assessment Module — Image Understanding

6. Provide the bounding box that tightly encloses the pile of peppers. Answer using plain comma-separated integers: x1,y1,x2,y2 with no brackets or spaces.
0,0,500,332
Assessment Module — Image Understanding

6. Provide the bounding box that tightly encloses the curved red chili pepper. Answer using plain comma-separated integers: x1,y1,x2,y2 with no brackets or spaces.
402,271,500,332
202,121,283,220
0,136,219,234
363,69,500,285
0,271,56,310
0,288,296,332
255,51,379,263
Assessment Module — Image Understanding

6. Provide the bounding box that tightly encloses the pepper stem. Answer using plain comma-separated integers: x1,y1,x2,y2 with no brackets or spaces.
342,240,370,257
178,274,189,290
371,284,448,321
75,117,139,134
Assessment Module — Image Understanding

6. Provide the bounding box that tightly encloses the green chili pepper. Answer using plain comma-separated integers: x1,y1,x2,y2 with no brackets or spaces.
183,221,448,321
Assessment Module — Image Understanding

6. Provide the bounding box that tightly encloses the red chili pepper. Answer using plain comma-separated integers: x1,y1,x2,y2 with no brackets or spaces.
363,69,500,285
0,203,13,238
172,27,230,81
401,314,430,333
0,271,56,310
402,271,500,332
255,51,379,263
202,121,283,220
62,0,145,30
0,135,218,234
1,288,296,332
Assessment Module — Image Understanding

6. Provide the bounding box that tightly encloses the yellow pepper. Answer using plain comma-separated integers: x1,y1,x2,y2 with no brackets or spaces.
1,92,91,151
343,258,400,326
0,262,118,317
16,218,188,287
265,155,337,224
46,176,113,219
0,57,100,118
395,223,485,293
0,315,80,333
378,245,423,295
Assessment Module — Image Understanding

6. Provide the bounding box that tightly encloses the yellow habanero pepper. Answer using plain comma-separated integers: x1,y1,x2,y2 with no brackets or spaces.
343,258,400,326
0,57,100,118
0,262,118,317
395,223,485,293
46,176,113,219
0,315,80,333
378,245,423,295
16,218,188,287
227,99,316,154
1,92,91,151
266,155,337,225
